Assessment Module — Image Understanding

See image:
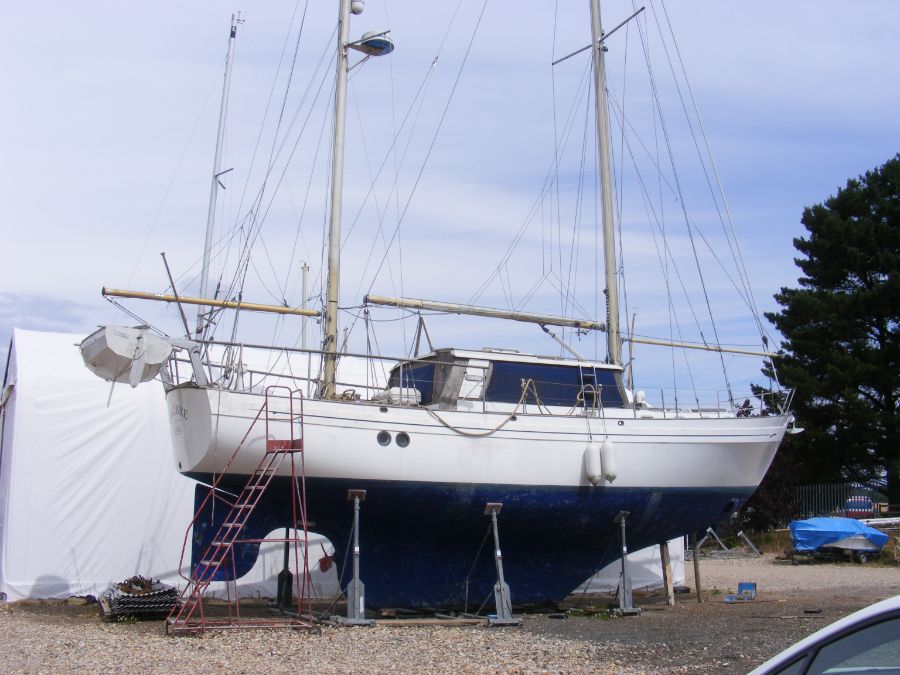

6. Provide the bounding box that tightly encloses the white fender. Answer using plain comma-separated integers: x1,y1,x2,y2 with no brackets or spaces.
583,442,603,486
584,443,603,485
600,438,617,483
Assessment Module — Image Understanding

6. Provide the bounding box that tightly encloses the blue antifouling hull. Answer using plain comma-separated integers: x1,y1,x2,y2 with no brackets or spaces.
190,476,754,609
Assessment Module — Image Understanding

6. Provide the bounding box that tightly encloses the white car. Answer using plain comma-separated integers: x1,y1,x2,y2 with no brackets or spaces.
750,595,900,674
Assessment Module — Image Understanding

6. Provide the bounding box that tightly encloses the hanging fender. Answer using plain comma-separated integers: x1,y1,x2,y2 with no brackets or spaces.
584,442,602,485
584,440,617,485
599,438,617,482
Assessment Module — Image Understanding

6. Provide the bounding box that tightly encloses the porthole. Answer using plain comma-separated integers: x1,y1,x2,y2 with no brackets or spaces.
379,406,388,413
617,420,625,426
396,432,411,448
377,431,392,446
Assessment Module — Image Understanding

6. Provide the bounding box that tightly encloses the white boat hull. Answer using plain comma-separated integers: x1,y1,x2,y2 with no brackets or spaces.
169,385,787,490
167,384,788,608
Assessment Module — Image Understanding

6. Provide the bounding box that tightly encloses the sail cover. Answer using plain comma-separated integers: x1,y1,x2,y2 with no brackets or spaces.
789,517,889,552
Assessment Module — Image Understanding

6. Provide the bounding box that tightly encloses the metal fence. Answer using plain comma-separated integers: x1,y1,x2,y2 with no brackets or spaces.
793,483,888,520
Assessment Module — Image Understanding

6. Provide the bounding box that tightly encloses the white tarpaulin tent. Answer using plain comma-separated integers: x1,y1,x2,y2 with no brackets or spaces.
0,328,680,602
0,329,338,601
0,329,195,599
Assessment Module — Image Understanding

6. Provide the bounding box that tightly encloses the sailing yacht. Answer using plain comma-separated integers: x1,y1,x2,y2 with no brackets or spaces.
81,0,794,609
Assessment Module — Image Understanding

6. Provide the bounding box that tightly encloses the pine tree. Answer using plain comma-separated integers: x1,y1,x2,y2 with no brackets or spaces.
767,154,900,503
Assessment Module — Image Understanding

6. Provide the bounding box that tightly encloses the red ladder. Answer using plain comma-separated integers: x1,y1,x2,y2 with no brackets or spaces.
167,386,311,634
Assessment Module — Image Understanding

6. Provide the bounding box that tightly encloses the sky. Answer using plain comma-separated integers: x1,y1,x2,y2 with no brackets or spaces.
3,0,900,401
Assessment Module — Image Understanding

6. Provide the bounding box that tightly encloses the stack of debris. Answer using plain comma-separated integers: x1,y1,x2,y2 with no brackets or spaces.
100,576,179,621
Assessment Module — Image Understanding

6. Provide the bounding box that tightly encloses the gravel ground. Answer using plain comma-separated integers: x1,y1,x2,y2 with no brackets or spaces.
1,555,897,673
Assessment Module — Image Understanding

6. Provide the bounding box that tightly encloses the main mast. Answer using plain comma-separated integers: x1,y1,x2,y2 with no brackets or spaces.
589,0,621,365
322,0,354,399
321,2,393,398
197,13,241,338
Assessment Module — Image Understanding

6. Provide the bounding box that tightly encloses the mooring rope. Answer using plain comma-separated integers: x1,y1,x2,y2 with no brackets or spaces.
424,378,545,438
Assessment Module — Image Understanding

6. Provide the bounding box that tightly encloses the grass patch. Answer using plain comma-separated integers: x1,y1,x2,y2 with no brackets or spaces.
567,607,619,620
743,529,794,554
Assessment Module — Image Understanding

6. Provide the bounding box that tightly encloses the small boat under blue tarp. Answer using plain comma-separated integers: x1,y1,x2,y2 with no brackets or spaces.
790,517,889,554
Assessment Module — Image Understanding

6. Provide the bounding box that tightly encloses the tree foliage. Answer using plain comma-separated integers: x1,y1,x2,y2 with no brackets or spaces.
766,154,900,502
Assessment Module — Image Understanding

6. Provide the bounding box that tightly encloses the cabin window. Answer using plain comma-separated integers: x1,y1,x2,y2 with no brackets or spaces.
483,362,623,408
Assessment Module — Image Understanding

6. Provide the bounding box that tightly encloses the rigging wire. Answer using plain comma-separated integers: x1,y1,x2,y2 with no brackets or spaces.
340,58,439,338
469,57,594,307
357,0,492,301
228,23,332,314
629,3,733,402
655,0,775,351
634,10,702,406
103,298,168,339
614,13,632,371
342,0,492,344
349,86,400,296
607,89,705,402
382,0,408,359
611,76,760,312
115,68,223,322
237,0,313,302
549,0,560,288
561,78,592,337
224,36,336,315
207,0,314,331
643,1,756,314
162,15,335,322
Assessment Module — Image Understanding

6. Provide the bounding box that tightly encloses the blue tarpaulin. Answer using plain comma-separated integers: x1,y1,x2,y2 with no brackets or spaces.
789,517,889,552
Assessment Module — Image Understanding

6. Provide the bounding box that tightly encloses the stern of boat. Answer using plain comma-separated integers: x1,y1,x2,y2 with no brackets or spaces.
167,385,213,473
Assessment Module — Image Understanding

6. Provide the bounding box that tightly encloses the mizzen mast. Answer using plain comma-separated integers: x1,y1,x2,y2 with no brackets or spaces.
197,13,242,339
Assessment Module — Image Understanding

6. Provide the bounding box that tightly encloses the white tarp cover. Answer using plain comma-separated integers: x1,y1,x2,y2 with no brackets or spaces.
0,329,197,600
0,328,680,602
576,538,684,595
0,329,338,601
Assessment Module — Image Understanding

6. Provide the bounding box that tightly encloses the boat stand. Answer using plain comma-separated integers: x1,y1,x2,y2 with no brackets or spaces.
696,526,730,552
736,530,762,555
614,511,641,616
336,489,373,626
484,503,522,627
